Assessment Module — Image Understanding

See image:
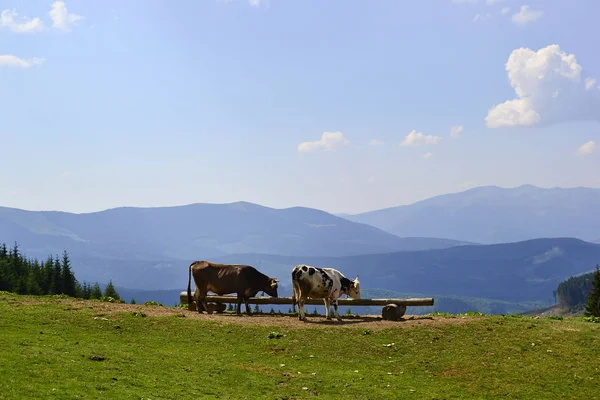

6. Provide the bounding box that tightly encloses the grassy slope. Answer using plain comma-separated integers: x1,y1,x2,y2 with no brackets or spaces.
1,292,599,400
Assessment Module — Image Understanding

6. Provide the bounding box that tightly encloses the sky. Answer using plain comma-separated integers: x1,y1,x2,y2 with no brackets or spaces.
0,0,599,215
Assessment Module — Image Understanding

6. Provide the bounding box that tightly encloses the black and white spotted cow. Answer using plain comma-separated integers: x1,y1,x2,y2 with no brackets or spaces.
291,264,361,322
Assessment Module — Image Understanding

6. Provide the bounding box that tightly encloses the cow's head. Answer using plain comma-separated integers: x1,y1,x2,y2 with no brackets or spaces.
348,274,361,299
263,277,279,297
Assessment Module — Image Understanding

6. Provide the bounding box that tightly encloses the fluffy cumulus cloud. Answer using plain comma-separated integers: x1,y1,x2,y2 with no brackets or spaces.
0,54,44,68
450,125,464,138
578,141,596,155
49,1,83,32
501,7,511,15
249,0,261,6
0,9,44,33
401,130,441,146
485,45,600,128
297,132,349,153
511,5,543,25
585,78,598,91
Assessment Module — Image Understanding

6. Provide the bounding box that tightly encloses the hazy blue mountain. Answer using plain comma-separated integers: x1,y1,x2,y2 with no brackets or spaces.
0,202,469,263
211,238,600,304
342,185,600,244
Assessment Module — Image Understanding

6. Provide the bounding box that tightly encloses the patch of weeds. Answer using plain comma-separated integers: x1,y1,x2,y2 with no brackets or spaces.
584,316,599,323
429,311,452,317
132,311,147,318
100,296,125,304
547,316,564,321
144,301,163,306
268,331,284,339
362,328,373,335
463,311,485,317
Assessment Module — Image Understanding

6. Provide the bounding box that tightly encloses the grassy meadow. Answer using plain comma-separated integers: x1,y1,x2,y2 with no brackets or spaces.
1,291,599,400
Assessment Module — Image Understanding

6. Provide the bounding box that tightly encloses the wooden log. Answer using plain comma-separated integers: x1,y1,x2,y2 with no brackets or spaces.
381,304,407,321
179,292,434,307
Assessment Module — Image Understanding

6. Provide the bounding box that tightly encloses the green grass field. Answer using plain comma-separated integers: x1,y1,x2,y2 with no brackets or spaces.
1,292,599,400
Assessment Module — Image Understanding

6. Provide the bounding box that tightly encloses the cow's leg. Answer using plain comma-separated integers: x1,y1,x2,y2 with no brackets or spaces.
333,298,342,321
236,294,243,315
244,297,252,315
297,297,306,321
324,298,331,320
195,288,210,314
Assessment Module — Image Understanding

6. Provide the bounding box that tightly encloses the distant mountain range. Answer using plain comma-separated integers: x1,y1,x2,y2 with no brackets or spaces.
341,185,600,244
0,202,469,262
213,238,600,304
2,184,599,312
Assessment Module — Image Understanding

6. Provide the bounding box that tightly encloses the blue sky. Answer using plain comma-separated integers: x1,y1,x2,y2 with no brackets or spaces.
1,0,598,214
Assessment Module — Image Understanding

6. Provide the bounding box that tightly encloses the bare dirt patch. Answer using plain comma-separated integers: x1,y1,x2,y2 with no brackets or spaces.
85,300,472,330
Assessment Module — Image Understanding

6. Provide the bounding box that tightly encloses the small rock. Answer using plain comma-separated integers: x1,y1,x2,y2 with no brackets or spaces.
89,355,105,361
302,387,308,391
279,364,285,367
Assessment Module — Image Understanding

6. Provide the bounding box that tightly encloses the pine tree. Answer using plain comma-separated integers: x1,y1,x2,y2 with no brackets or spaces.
61,251,78,297
253,304,260,313
90,282,102,299
52,256,63,295
103,280,120,300
130,298,136,304
585,265,600,317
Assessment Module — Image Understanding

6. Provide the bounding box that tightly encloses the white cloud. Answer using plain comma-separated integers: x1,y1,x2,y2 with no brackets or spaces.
578,141,596,155
453,0,478,4
422,152,434,159
249,0,261,7
297,132,349,153
486,0,506,4
0,54,45,68
450,125,464,138
511,5,543,25
401,130,441,147
485,44,600,128
369,139,384,146
501,7,511,15
473,13,491,22
585,77,597,91
49,1,83,32
0,9,44,33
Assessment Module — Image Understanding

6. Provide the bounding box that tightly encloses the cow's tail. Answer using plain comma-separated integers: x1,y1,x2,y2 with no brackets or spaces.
291,268,297,311
187,262,194,307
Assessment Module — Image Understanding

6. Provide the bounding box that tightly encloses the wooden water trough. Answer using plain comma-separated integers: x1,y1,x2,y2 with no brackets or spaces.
179,292,434,321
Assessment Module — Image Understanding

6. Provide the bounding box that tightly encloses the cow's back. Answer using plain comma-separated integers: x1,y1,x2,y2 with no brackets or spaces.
191,261,249,295
292,264,338,299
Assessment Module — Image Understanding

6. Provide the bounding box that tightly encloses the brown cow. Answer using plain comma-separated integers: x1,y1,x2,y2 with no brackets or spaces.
187,260,279,315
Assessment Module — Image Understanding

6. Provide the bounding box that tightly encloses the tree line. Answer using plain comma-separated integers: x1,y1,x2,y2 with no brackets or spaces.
555,264,600,317
0,242,121,301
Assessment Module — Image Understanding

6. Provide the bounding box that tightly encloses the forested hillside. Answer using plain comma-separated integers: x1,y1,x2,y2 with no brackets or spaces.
555,266,598,311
